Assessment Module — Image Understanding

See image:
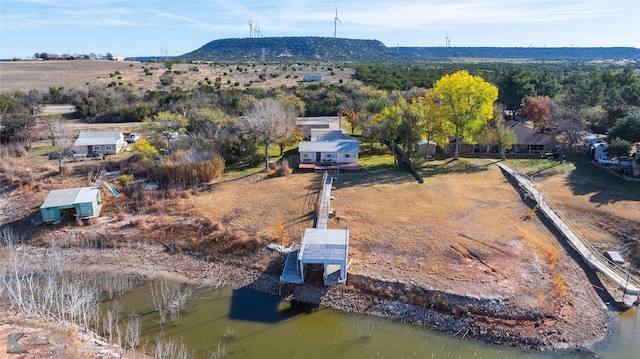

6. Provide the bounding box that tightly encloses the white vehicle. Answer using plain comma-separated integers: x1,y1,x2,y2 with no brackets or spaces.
597,156,613,166
614,158,633,168
126,133,140,143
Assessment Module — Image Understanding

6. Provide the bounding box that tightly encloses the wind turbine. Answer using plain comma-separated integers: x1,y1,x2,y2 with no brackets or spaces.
255,21,261,38
333,6,341,38
248,18,254,38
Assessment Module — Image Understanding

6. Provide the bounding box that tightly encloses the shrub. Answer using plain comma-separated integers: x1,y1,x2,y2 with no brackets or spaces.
273,162,292,177
157,157,225,187
118,174,134,186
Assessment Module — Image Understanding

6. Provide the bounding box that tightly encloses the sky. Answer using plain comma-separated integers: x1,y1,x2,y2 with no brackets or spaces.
1,0,639,59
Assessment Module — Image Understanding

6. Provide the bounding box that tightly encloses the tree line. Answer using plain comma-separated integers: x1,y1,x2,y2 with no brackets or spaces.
2,61,639,186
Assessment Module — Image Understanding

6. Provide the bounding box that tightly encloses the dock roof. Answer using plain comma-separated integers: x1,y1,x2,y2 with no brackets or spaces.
299,228,349,263
41,187,99,208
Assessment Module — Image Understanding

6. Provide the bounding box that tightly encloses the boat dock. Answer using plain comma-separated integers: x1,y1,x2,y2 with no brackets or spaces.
281,172,350,286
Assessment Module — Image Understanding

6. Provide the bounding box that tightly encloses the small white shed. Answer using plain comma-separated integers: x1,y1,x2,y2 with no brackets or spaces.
416,139,437,157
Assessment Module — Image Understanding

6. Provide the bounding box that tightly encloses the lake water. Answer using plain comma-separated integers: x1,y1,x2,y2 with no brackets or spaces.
112,284,639,359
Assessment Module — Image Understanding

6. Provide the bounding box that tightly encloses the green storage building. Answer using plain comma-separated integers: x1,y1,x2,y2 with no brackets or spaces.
40,187,102,224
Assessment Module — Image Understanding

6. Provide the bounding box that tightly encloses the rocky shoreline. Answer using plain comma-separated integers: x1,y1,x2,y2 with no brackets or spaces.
148,244,609,352
4,240,610,355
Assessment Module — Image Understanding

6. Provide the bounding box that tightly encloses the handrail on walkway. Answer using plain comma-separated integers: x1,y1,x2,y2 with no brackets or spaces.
498,163,639,298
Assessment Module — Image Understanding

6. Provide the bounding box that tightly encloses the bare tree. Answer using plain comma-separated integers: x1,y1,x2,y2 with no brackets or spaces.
43,116,74,172
553,105,586,153
242,98,298,171
149,279,197,327
152,332,191,359
125,314,141,357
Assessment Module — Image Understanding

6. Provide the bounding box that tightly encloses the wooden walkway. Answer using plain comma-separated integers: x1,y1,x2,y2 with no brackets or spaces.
498,163,639,303
315,173,334,230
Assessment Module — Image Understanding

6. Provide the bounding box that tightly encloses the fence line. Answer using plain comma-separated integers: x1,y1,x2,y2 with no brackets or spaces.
500,163,639,300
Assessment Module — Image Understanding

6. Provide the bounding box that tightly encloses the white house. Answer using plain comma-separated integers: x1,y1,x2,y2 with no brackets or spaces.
299,139,359,165
73,130,127,156
303,73,323,82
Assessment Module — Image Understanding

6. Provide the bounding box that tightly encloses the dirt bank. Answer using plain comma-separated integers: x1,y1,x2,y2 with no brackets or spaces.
4,237,609,353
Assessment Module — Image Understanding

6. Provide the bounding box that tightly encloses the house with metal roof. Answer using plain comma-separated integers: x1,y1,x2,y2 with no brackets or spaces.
40,187,102,224
73,130,127,156
298,139,359,165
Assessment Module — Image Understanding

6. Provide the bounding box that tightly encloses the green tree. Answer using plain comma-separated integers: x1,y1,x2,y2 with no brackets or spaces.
0,92,39,149
130,139,159,159
607,109,640,143
372,103,404,163
564,72,605,108
487,104,517,160
496,66,536,118
398,101,422,153
143,111,189,150
534,69,561,98
412,91,450,151
605,138,632,159
434,70,498,160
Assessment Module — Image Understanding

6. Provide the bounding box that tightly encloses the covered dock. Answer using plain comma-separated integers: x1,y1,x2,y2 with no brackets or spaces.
281,228,349,285
281,173,350,285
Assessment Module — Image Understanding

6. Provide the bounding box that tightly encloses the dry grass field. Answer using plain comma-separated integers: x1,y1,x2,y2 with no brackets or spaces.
206,159,597,303
1,139,632,349
0,60,354,94
2,60,639,351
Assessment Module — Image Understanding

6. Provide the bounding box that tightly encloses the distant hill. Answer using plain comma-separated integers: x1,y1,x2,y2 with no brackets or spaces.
178,37,640,63
179,37,392,62
397,46,640,61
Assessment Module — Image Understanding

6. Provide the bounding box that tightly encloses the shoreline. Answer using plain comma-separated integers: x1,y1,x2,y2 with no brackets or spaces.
2,241,610,353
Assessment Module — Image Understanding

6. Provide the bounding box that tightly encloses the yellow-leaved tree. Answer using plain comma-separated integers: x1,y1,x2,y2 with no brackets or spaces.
412,91,451,154
434,71,498,160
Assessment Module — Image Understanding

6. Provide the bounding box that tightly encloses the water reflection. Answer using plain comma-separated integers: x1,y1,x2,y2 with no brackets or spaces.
110,284,638,359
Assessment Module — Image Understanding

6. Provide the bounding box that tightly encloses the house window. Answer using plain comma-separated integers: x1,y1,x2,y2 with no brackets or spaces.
105,145,113,151
345,154,351,158
326,153,335,158
93,146,101,152
302,153,310,158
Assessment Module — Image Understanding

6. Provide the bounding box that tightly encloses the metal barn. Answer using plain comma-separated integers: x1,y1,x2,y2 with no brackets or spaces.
40,187,102,223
